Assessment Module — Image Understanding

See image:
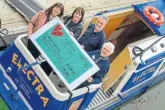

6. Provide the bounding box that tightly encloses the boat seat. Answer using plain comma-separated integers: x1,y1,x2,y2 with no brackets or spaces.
49,72,68,93
21,36,28,47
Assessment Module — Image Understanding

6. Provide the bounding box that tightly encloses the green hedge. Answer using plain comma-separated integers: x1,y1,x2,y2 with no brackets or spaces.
0,97,9,110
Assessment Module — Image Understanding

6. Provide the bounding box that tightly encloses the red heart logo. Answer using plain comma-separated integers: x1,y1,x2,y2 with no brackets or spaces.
51,24,64,36
53,24,62,31
51,30,64,36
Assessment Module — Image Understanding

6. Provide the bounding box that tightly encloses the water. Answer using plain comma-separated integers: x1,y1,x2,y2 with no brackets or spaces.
120,80,165,110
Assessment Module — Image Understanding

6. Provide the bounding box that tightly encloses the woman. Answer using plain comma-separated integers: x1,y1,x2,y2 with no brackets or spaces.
63,7,85,39
28,2,64,37
27,3,64,75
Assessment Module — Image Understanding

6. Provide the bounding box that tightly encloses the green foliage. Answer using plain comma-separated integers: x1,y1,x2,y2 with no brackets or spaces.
0,97,9,110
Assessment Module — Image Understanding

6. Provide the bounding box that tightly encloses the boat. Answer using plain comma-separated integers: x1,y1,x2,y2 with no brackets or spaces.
1,0,165,110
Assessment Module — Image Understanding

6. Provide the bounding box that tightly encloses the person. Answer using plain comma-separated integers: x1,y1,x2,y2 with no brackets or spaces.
28,2,64,37
63,7,85,39
58,42,115,88
27,3,64,74
80,42,115,87
27,2,64,56
78,15,108,52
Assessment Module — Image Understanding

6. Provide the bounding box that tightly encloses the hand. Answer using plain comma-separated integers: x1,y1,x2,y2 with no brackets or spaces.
81,45,84,49
70,31,73,36
87,77,93,83
28,33,32,37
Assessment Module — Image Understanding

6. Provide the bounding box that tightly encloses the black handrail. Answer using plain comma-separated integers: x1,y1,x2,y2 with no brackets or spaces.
0,29,9,48
132,37,164,61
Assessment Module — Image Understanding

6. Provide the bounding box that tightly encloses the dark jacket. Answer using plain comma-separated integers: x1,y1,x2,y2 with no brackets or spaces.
88,50,110,84
63,15,82,39
78,24,106,52
80,50,110,87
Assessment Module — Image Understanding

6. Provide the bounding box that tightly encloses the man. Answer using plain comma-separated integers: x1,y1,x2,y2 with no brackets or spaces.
59,42,115,88
81,42,115,87
78,15,108,52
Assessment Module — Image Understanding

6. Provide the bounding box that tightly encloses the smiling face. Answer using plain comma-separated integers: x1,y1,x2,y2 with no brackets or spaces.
101,44,111,57
101,42,115,57
94,17,107,32
72,10,82,24
51,6,62,17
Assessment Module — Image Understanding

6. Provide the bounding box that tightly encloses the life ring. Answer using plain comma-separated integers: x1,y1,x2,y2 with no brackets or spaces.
143,6,164,26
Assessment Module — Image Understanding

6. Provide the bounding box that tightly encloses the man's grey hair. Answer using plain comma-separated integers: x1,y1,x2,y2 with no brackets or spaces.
102,42,115,55
99,15,109,23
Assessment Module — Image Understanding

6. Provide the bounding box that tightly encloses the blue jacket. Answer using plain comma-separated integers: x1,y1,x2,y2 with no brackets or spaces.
78,24,106,52
80,50,110,87
63,15,82,39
